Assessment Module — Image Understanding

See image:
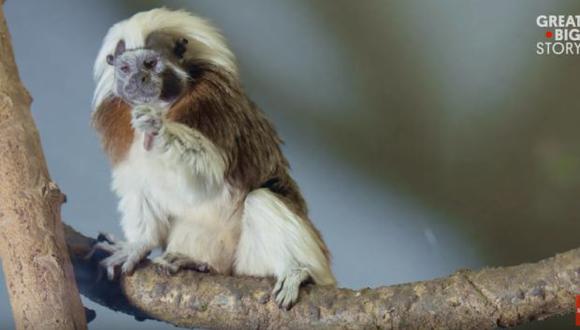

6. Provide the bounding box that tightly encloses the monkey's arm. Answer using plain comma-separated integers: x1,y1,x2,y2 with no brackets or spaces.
131,105,226,183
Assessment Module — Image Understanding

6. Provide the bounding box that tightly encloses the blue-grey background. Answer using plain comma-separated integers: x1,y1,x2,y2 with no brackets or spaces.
2,1,579,329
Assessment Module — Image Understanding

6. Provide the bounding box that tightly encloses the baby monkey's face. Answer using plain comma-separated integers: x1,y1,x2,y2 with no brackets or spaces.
107,39,186,106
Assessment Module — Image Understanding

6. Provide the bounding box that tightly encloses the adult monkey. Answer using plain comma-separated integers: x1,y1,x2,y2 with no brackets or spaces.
90,8,336,309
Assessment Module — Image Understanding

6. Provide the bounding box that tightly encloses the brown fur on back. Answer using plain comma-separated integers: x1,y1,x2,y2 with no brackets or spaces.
167,64,307,211
92,97,134,165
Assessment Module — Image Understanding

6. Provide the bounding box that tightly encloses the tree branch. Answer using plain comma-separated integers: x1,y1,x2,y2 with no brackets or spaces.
0,4,87,329
65,224,579,329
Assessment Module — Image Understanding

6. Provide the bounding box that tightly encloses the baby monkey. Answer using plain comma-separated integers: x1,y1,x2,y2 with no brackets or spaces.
91,8,335,309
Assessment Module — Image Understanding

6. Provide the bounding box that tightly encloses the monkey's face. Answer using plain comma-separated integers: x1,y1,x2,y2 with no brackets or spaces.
114,49,165,105
107,40,185,106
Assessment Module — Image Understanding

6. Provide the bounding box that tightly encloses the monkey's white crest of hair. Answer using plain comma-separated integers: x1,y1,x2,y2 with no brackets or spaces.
93,8,237,109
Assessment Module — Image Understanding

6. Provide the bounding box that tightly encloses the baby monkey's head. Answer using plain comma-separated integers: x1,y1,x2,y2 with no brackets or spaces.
106,34,189,106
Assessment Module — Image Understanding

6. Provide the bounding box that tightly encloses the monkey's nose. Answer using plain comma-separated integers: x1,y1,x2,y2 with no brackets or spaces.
141,75,150,83
143,58,158,70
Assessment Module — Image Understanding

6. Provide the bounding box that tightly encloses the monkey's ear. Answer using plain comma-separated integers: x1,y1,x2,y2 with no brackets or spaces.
107,40,126,65
114,39,126,58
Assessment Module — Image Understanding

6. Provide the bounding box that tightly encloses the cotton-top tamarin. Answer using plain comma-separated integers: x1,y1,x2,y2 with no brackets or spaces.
90,8,336,309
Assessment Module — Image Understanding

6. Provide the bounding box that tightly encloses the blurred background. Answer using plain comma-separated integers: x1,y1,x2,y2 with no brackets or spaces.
1,0,579,329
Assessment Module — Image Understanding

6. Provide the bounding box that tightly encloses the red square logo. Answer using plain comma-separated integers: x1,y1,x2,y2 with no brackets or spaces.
576,295,580,326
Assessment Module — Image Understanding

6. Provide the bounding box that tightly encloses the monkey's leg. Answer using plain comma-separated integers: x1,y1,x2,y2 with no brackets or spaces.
93,186,168,280
235,188,336,310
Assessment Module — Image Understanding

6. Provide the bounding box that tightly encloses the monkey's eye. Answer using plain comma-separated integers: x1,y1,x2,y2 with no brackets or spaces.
106,54,114,65
120,65,130,73
174,38,188,58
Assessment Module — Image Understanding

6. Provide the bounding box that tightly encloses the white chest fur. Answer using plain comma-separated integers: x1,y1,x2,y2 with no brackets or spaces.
111,130,242,273
113,132,226,212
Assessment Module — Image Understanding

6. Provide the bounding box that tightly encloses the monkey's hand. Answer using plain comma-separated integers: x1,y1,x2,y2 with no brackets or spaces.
86,234,152,280
131,105,163,151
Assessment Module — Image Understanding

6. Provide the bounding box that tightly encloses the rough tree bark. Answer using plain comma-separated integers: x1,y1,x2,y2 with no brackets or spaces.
0,4,87,330
66,224,579,329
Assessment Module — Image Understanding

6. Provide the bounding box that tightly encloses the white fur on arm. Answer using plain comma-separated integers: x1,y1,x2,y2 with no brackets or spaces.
160,120,226,186
128,104,226,186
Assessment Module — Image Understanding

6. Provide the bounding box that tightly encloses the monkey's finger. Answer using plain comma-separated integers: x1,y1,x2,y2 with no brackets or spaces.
84,246,98,260
121,262,135,276
107,265,116,281
121,256,142,276
99,255,123,280
194,263,210,273
154,261,178,275
283,289,299,310
272,278,285,297
91,241,118,255
96,232,116,244
85,242,111,260
167,264,180,275
276,290,295,310
282,297,296,310
274,292,286,309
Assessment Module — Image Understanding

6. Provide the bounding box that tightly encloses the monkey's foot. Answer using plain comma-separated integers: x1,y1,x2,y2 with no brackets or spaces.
88,235,151,280
153,252,212,275
272,268,310,310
